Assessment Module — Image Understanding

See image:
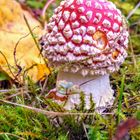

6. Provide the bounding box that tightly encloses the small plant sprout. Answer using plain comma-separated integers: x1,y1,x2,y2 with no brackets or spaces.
40,0,129,111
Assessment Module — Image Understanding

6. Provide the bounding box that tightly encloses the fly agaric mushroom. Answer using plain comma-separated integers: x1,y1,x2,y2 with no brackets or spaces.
40,0,129,110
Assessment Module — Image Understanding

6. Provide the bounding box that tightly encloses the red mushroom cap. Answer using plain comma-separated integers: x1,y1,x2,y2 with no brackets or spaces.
40,0,129,76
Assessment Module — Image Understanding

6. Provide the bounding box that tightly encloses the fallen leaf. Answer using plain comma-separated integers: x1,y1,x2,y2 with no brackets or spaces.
113,118,139,140
0,0,50,82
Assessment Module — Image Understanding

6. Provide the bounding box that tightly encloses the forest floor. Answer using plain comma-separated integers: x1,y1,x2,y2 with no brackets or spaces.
0,0,140,140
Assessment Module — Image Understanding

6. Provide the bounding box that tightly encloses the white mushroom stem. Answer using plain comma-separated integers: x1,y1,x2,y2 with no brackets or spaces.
57,71,114,111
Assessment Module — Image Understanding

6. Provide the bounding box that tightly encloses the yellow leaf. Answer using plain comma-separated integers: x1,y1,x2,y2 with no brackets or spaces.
0,0,50,82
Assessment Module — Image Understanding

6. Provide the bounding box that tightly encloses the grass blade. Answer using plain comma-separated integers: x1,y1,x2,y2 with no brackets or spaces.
117,74,125,124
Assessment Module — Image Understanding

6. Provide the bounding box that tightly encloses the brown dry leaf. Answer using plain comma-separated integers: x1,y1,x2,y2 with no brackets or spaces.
113,118,139,140
0,0,50,82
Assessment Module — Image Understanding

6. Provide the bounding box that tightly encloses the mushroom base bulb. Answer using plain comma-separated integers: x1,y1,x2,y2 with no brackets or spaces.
57,71,114,111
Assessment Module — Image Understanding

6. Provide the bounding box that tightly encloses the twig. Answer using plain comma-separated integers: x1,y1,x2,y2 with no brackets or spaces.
0,132,25,140
0,88,28,98
79,78,97,87
127,54,140,58
23,15,51,73
23,64,37,81
122,95,140,106
13,26,39,81
41,0,55,25
83,123,89,140
5,91,28,100
130,20,140,26
129,35,137,69
129,102,140,108
0,99,113,116
23,15,43,56
127,1,140,19
0,51,15,79
0,87,27,93
40,75,48,95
